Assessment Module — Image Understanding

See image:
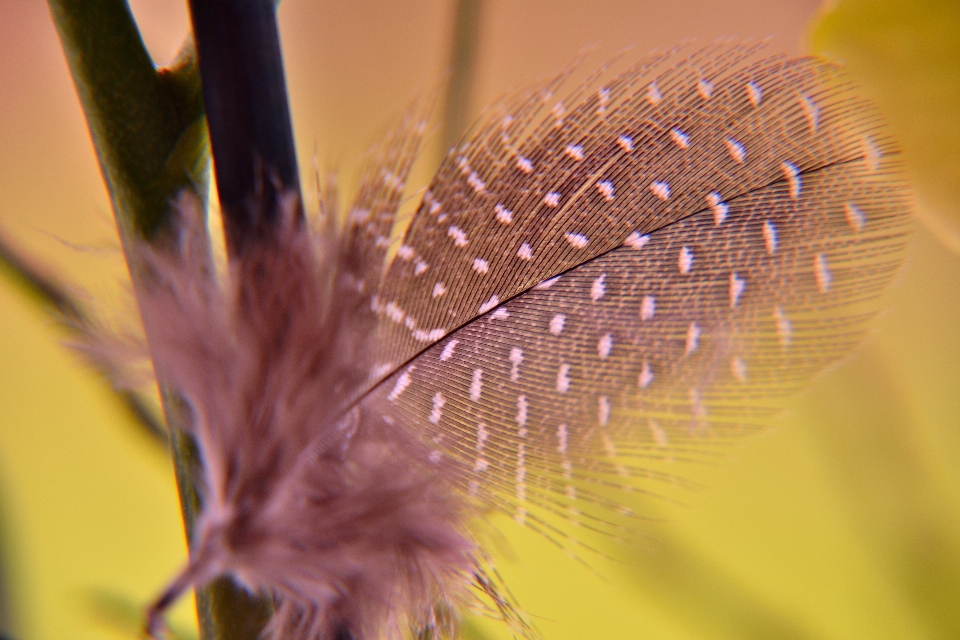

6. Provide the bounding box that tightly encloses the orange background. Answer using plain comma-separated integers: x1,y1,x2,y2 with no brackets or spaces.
1,2,959,639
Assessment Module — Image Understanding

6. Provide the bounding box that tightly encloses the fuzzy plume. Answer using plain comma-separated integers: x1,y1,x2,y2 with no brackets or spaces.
139,191,476,640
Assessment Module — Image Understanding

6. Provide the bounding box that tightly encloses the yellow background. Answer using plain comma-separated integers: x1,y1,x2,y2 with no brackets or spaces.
0,1,958,639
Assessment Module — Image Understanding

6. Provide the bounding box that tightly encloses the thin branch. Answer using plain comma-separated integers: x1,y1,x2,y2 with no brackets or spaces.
47,0,207,240
45,2,227,638
441,0,485,155
0,227,168,446
188,0,302,256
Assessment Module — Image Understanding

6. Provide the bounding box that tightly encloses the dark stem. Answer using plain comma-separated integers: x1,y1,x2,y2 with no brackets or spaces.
188,0,302,256
184,1,304,637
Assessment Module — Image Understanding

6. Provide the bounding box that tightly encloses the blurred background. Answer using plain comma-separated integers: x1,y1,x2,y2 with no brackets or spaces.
0,0,958,638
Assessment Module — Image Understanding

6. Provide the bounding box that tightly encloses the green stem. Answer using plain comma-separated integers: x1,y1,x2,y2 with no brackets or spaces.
0,227,168,446
44,2,252,639
441,0,485,156
47,0,207,241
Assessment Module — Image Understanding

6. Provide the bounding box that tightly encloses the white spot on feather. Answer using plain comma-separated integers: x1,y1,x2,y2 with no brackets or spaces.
472,257,489,274
730,272,746,308
429,392,445,424
725,138,746,164
698,78,714,99
388,368,414,401
731,356,747,382
516,395,528,429
647,81,662,105
597,87,610,111
495,204,513,225
746,81,762,107
650,180,671,201
470,369,483,402
845,202,866,232
598,333,613,359
685,322,701,355
467,172,486,193
477,423,489,450
679,246,693,274
556,363,571,393
385,301,404,323
763,220,778,255
799,93,819,132
598,396,611,427
557,424,569,453
591,273,606,301
432,282,446,298
774,306,792,347
544,192,561,207
447,225,468,247
707,192,728,225
549,314,566,336
517,242,534,260
478,295,499,314
781,161,801,199
535,276,560,290
670,128,690,148
597,180,615,201
624,232,649,249
815,253,832,293
509,347,523,381
565,232,589,249
552,101,566,121
617,134,634,152
639,361,654,388
370,362,395,380
439,340,458,362
641,295,656,321
565,144,585,161
412,328,445,343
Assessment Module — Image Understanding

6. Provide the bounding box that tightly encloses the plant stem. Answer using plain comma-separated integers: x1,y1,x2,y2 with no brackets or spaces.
441,0,485,156
45,2,235,638
188,0,302,256
47,0,207,241
0,227,168,446
184,1,307,636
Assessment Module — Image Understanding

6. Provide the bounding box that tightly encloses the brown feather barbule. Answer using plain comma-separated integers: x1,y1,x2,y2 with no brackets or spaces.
138,191,476,640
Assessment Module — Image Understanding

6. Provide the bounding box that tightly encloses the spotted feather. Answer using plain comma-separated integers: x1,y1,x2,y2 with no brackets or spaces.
350,45,909,548
139,42,910,640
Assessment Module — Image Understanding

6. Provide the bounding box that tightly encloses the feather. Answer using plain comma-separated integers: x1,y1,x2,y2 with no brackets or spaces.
138,44,910,639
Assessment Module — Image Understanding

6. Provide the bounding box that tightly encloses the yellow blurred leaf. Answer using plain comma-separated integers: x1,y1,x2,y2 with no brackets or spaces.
811,0,960,251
